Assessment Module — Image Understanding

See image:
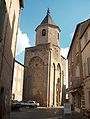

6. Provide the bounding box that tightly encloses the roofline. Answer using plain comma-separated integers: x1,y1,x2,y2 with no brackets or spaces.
15,60,25,67
67,24,79,59
61,55,66,60
35,23,61,32
20,0,24,8
67,19,90,59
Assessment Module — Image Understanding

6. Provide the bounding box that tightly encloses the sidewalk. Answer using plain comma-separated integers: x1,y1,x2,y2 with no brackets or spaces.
60,111,88,119
45,111,88,119
55,111,89,119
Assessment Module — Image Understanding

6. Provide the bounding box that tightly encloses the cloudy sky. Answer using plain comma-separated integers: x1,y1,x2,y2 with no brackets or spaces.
16,0,90,63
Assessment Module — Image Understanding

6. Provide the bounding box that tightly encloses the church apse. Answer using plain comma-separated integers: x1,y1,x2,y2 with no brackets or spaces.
27,56,47,106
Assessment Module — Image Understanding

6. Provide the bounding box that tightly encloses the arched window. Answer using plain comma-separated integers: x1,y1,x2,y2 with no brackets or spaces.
57,78,60,83
42,29,46,36
57,63,60,70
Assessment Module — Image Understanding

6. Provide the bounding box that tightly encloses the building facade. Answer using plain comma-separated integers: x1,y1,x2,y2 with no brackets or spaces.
12,60,24,101
0,0,24,119
67,19,90,113
23,10,66,107
80,19,90,117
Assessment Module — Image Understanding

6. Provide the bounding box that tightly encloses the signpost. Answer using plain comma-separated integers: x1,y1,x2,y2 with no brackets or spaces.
64,103,71,115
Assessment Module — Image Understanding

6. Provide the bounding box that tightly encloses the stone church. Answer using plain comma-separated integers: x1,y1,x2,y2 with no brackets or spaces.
23,9,66,107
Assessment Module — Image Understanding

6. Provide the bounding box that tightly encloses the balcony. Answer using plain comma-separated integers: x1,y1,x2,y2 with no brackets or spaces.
69,77,83,91
74,77,83,88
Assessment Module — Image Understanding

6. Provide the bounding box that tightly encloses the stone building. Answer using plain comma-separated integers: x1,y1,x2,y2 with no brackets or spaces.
0,0,24,119
67,19,90,113
12,60,24,101
80,19,90,117
23,10,66,107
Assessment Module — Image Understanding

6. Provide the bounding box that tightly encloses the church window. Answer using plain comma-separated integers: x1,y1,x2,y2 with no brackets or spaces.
42,29,46,36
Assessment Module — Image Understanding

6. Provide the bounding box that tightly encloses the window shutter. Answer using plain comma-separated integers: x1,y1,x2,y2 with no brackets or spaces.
83,63,86,77
0,0,6,40
87,57,90,75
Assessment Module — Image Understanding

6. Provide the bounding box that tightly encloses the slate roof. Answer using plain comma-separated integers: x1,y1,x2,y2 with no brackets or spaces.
40,14,56,26
36,9,60,31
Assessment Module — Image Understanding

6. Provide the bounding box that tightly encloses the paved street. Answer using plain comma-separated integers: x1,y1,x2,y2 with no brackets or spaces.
10,107,88,119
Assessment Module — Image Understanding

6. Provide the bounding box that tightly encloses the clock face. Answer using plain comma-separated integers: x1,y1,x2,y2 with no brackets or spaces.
42,29,46,36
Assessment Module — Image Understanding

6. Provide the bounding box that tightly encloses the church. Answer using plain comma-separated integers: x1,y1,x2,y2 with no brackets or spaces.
23,9,66,107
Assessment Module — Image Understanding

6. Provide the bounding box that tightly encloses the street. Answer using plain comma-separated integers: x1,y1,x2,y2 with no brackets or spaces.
10,107,87,119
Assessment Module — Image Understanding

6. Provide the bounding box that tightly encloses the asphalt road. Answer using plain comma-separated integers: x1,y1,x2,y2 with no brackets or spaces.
10,107,63,119
10,107,87,119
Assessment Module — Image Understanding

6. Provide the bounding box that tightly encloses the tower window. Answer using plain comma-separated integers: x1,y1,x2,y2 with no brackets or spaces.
42,29,46,36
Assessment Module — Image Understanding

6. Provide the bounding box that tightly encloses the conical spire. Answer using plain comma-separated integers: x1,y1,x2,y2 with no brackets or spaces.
35,9,60,32
40,8,56,26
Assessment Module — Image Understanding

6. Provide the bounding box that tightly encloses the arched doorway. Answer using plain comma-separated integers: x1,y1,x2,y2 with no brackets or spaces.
56,63,61,106
53,63,55,106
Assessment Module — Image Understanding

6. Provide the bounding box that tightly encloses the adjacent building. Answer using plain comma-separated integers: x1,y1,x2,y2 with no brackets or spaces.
67,19,90,114
23,9,66,107
80,19,90,117
12,60,24,101
0,0,24,119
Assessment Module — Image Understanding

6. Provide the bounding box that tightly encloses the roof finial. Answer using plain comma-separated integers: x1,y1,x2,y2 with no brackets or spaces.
47,8,50,15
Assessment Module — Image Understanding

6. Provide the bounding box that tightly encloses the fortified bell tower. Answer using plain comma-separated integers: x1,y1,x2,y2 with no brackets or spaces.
23,9,64,107
35,8,61,47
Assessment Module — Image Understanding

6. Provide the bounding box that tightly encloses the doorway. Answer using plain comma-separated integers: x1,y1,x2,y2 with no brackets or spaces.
89,91,90,109
0,87,4,119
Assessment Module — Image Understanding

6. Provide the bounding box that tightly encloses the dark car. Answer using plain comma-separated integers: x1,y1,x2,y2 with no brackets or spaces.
11,100,21,111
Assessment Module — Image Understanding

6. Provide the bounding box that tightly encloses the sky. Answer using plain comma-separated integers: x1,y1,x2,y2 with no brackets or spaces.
16,0,90,64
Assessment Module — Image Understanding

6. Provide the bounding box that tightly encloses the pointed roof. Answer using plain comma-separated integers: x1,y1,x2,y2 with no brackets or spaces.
35,9,60,31
40,8,56,26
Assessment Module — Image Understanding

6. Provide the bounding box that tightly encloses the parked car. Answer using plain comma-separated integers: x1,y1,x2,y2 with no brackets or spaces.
11,100,21,111
20,100,39,108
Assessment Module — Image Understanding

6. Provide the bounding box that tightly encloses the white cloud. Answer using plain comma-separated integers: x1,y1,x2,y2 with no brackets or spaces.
61,47,69,59
16,28,31,55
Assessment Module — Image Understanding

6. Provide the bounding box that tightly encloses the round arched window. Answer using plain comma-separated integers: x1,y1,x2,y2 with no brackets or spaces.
42,29,46,36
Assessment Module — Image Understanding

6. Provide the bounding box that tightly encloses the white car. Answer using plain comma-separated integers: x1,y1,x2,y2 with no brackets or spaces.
28,100,39,107
21,100,39,108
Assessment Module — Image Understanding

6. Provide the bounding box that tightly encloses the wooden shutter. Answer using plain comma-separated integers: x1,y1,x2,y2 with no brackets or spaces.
87,57,90,75
0,0,6,41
